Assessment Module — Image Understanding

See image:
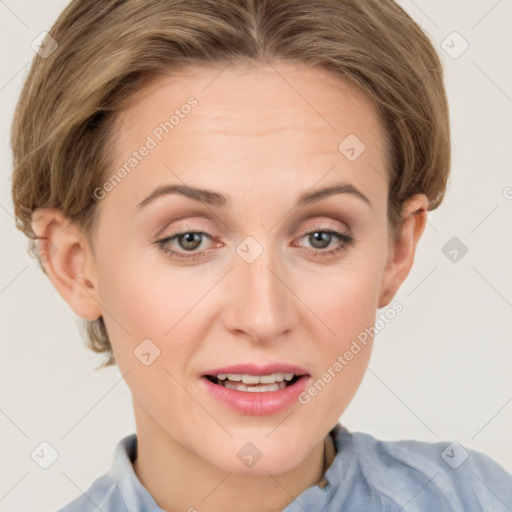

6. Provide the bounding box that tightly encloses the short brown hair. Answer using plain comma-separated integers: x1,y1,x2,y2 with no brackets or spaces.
11,0,450,366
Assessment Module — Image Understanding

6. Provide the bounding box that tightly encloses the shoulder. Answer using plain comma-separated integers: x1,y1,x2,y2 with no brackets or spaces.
346,428,512,510
55,475,123,512
54,434,154,512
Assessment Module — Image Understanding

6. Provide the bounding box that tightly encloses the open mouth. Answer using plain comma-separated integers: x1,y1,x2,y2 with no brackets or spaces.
201,367,310,414
204,372,302,392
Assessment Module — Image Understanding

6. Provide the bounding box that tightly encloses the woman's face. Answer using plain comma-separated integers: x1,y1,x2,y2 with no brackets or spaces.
89,62,394,474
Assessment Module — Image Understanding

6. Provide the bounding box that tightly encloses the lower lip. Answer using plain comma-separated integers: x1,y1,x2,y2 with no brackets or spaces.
201,375,310,415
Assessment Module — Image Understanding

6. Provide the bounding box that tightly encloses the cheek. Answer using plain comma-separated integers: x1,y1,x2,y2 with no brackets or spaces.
294,243,385,412
308,268,379,380
95,256,210,428
296,274,377,430
94,238,225,388
303,248,386,341
94,231,200,333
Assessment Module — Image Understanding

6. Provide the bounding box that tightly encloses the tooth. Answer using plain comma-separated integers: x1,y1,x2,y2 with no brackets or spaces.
224,381,245,390
226,374,242,381
241,375,260,384
247,383,280,392
259,374,277,384
216,374,227,380
275,372,285,382
284,373,294,381
218,379,289,392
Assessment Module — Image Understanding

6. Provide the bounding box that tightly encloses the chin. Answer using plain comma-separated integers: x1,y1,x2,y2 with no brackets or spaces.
197,434,313,476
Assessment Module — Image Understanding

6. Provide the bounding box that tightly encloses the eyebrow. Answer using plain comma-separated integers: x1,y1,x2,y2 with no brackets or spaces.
136,181,371,209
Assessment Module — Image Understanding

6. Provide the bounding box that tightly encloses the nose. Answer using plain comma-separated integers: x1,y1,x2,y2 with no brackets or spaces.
221,241,298,344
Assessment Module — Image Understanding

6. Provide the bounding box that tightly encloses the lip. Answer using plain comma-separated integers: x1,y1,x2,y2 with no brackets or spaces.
201,363,309,377
200,363,310,415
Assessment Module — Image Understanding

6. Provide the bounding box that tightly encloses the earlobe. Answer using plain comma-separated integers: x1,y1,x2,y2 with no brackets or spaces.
378,194,429,308
31,207,102,321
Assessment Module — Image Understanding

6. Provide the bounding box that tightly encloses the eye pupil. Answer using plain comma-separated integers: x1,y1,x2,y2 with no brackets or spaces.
310,231,331,249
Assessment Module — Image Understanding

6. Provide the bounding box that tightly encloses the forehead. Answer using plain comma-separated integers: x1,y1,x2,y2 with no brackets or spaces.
116,61,384,143
107,62,389,207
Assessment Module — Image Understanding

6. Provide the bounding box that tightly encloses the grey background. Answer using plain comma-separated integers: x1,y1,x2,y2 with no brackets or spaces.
1,1,511,511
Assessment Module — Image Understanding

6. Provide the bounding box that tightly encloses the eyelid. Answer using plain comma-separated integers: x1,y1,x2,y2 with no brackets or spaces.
156,218,348,244
153,223,218,260
296,219,350,237
154,226,354,263
293,228,353,250
153,214,217,239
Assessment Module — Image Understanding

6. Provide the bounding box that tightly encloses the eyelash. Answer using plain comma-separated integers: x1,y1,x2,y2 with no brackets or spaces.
154,226,354,261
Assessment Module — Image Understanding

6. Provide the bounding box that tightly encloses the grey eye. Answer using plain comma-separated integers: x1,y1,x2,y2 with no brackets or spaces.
177,233,203,251
308,231,332,249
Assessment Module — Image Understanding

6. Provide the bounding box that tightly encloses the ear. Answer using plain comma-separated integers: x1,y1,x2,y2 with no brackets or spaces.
31,207,102,321
378,194,429,308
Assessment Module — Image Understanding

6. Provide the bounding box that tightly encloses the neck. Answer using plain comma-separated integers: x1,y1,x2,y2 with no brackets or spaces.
132,405,336,512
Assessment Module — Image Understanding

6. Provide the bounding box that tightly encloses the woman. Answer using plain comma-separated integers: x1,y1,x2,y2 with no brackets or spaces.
10,1,512,510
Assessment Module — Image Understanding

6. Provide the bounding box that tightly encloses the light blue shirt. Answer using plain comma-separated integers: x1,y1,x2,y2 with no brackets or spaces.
57,424,512,511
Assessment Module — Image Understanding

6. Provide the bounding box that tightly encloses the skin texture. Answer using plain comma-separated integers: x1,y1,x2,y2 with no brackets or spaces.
32,61,428,512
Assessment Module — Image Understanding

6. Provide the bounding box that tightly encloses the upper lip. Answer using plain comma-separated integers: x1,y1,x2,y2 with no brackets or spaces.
202,363,309,377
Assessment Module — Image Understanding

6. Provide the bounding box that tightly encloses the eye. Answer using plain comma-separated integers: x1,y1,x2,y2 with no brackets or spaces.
173,232,204,251
294,229,354,258
155,229,216,260
154,226,354,261
308,231,335,249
